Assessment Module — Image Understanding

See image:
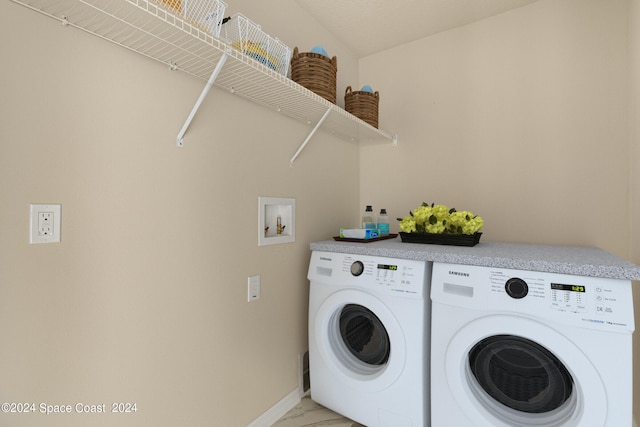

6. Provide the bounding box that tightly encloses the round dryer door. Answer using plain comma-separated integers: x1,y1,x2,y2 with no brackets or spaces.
313,289,407,392
339,304,390,366
468,335,574,414
444,315,607,426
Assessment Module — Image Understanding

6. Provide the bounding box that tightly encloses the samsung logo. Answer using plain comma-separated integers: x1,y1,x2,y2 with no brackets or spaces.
449,271,470,277
319,257,332,261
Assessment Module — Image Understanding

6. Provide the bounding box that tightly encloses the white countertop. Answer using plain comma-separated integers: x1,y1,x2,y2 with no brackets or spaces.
310,237,640,280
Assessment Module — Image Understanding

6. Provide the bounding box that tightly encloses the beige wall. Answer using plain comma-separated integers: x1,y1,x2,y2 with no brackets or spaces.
3,0,640,425
630,0,640,421
630,0,640,263
360,0,640,422
360,0,630,256
0,1,359,426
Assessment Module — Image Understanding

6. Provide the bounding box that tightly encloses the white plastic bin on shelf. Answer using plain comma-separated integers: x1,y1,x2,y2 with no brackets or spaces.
220,13,292,76
183,0,227,36
156,0,227,37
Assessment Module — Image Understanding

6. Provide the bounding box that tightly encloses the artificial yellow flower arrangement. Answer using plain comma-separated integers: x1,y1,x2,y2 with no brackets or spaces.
397,202,484,246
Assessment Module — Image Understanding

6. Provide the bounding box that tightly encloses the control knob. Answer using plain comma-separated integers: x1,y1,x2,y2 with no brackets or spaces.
505,277,528,299
351,261,364,276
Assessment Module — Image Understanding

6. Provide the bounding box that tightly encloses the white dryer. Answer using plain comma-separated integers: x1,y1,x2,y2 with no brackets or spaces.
430,262,635,427
308,251,432,427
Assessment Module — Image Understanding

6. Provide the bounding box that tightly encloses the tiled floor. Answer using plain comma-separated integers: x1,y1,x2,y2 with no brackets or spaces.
272,395,365,427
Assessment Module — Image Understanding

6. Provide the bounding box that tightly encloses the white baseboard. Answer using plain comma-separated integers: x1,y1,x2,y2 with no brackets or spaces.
246,387,301,427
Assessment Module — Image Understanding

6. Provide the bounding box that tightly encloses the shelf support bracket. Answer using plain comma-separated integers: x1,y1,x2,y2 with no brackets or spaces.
176,49,231,147
290,107,333,167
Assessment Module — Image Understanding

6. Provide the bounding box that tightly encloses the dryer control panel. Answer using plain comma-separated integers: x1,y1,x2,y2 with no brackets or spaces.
308,251,431,299
431,262,634,333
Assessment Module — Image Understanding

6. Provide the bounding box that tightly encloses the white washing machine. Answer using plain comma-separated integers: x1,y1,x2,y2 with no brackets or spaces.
430,262,635,427
308,250,432,427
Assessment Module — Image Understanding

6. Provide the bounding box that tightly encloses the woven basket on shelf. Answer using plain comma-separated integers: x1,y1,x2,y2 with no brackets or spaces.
344,86,379,128
290,47,337,103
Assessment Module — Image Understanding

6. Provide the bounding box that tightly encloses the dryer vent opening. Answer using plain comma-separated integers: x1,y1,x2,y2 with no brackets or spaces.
468,335,574,414
339,304,390,366
301,351,310,394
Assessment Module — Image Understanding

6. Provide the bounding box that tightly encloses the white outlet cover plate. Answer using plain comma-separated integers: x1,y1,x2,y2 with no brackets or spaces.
248,275,261,302
30,204,61,244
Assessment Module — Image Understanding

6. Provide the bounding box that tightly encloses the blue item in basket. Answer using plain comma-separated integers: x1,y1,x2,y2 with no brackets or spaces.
311,45,329,57
361,85,374,93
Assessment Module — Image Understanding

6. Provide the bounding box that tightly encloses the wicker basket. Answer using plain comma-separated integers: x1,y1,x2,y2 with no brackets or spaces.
290,47,337,103
344,86,379,128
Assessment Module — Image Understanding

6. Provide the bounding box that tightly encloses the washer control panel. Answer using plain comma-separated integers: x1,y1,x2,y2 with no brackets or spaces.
549,282,587,312
431,262,634,333
488,269,596,313
308,251,430,299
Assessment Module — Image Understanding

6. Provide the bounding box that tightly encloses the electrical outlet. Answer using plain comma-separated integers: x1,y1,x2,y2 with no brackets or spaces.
38,212,54,236
30,204,61,244
248,275,260,302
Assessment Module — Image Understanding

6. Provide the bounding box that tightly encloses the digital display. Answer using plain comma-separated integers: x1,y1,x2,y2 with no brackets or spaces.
551,283,586,293
377,264,398,271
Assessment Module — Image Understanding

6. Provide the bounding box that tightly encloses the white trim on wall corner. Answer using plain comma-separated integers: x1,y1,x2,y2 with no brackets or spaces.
246,387,301,427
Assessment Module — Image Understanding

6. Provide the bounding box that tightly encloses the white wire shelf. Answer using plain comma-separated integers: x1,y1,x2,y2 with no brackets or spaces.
10,0,397,163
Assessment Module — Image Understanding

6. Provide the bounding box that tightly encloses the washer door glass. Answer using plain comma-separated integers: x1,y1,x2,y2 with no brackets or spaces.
339,304,390,366
468,335,573,414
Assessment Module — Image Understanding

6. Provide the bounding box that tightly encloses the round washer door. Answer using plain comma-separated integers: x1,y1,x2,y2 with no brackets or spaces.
314,289,406,392
444,315,606,427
